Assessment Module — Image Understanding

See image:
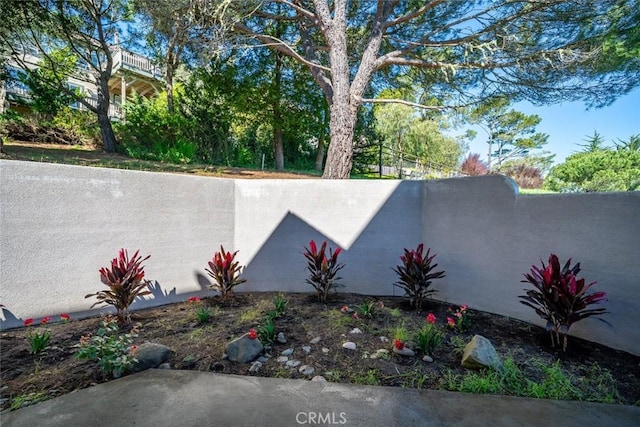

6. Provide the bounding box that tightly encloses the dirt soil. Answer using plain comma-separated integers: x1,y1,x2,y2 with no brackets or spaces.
2,292,639,412
1,141,319,179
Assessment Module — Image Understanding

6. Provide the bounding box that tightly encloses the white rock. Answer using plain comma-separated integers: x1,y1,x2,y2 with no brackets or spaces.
379,336,389,343
321,347,330,354
281,348,294,356
299,365,315,376
349,328,363,334
342,342,357,351
310,337,321,344
249,361,262,373
277,332,287,344
286,360,301,368
376,349,389,357
302,346,312,354
392,346,415,357
423,355,434,363
311,376,327,382
276,356,289,363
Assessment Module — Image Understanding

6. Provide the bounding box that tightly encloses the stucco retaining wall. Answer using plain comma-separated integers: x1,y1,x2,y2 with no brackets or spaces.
1,160,638,355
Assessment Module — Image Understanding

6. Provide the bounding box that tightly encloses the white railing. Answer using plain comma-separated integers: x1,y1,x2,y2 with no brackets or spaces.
113,49,163,80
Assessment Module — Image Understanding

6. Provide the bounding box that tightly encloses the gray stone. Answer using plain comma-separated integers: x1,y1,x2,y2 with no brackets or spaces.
158,363,171,370
423,355,434,363
257,356,270,363
276,356,289,363
249,361,262,374
299,365,315,376
131,343,172,373
349,328,363,334
311,375,327,382
461,335,502,371
302,346,312,354
286,360,301,368
392,346,415,357
281,348,294,356
310,337,321,344
379,336,389,343
321,347,330,354
225,334,264,363
277,332,287,344
342,342,357,351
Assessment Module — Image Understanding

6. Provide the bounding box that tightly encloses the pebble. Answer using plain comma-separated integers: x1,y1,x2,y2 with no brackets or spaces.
302,346,312,354
379,336,389,343
321,347,330,354
286,360,301,368
423,355,434,363
281,348,294,356
249,361,262,373
311,375,327,382
342,341,357,351
310,337,321,344
257,356,270,363
299,365,315,376
349,328,363,334
276,356,289,363
393,346,415,357
277,332,287,344
158,363,171,370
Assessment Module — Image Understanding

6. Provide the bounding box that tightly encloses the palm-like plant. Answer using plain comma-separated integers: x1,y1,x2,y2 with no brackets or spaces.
392,244,445,310
520,254,609,351
86,249,151,325
303,240,345,303
205,246,247,300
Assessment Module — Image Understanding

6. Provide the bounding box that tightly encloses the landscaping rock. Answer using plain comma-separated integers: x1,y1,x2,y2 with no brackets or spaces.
392,346,415,357
249,361,262,374
310,337,321,344
349,328,363,334
281,348,294,356
423,355,434,363
225,334,264,363
158,363,171,370
311,375,327,382
286,360,301,368
461,335,502,371
321,347,330,354
277,332,287,344
131,343,172,372
276,356,289,363
299,365,315,376
342,342,357,351
379,336,389,343
302,346,312,354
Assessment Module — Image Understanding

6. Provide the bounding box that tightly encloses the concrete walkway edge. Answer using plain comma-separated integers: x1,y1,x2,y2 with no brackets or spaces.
2,370,639,427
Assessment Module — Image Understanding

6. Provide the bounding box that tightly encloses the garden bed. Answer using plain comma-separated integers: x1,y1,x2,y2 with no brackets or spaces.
1,292,639,412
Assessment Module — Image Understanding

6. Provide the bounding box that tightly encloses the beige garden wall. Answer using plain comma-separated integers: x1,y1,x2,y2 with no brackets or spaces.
1,160,638,355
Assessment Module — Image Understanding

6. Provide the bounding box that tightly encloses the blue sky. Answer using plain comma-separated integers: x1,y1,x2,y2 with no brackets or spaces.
466,87,640,166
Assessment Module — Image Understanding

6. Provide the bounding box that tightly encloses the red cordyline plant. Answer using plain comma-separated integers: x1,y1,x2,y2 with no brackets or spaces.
392,244,445,310
86,249,151,325
205,246,247,300
303,240,345,303
520,254,609,351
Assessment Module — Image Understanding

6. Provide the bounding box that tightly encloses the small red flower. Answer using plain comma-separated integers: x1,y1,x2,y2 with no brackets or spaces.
40,316,52,325
455,312,462,318
426,313,436,324
187,296,201,303
340,305,349,313
394,339,404,350
447,317,455,328
24,318,34,327
460,304,468,312
378,301,385,309
61,313,71,322
130,345,138,355
248,328,258,340
352,312,358,319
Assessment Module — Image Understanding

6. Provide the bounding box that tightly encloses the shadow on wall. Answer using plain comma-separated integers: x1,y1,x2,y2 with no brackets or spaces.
241,180,423,296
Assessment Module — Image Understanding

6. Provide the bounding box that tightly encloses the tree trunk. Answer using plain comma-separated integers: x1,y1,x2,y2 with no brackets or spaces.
97,80,117,153
315,134,325,171
273,52,284,170
322,102,357,178
166,64,175,114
